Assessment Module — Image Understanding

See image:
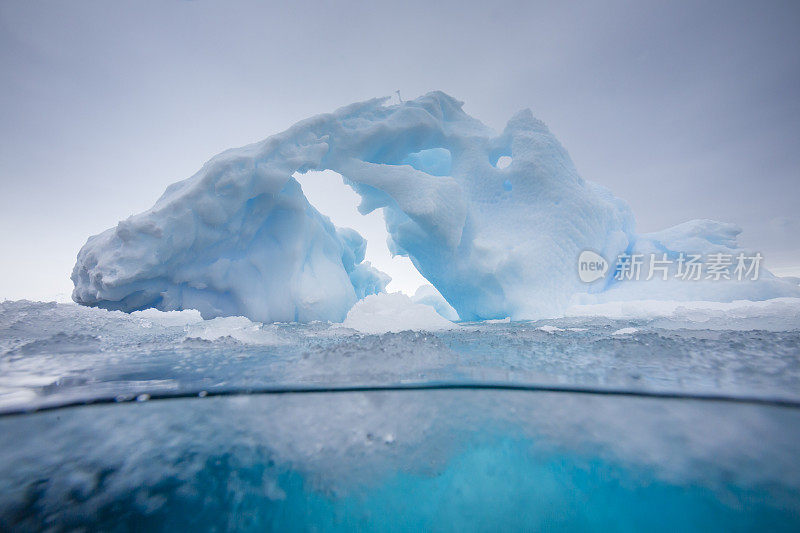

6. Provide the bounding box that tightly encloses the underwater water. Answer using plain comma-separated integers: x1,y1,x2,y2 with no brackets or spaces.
1,300,799,530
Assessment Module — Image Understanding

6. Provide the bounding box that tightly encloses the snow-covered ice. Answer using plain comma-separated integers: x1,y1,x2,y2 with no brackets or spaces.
341,292,457,334
72,175,389,323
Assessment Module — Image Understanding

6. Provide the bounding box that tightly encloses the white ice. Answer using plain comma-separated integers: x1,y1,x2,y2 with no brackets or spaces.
72,92,800,322
341,292,457,334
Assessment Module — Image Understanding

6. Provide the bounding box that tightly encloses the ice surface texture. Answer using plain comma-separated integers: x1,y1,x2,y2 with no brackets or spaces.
4,299,800,413
72,92,800,321
72,160,389,323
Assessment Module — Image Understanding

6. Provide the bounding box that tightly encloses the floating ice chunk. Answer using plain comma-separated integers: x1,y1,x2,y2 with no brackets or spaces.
131,308,204,327
342,293,457,334
538,325,564,333
612,327,639,335
184,316,285,345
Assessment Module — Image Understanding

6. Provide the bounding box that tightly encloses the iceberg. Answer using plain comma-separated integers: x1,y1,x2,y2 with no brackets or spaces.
72,91,800,321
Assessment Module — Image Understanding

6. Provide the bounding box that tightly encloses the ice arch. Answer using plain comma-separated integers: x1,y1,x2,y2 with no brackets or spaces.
293,169,429,295
72,91,800,321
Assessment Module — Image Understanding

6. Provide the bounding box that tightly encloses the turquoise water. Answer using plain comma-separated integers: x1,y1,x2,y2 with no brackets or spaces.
1,301,799,530
1,392,798,531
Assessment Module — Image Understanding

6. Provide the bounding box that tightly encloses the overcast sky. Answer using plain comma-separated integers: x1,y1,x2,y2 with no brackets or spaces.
1,0,799,300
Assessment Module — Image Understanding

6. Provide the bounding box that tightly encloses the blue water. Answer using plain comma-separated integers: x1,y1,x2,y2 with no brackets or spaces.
1,393,798,531
1,300,799,530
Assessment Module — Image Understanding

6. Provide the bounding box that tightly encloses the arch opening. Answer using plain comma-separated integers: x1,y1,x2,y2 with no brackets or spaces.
495,155,512,169
293,169,430,295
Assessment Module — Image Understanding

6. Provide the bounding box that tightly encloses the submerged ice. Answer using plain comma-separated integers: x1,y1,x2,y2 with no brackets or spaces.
72,92,800,321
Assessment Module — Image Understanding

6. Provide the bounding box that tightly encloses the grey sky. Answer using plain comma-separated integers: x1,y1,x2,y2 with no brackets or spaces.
1,0,798,300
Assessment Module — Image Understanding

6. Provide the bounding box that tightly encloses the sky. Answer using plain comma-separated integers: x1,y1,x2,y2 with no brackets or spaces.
1,0,799,300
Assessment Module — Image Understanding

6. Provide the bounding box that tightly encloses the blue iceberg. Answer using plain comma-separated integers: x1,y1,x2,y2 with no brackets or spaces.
72,92,800,321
